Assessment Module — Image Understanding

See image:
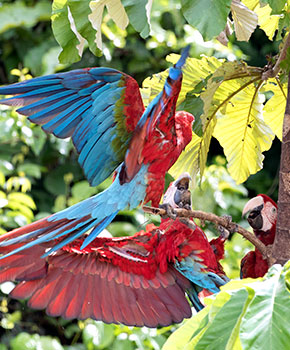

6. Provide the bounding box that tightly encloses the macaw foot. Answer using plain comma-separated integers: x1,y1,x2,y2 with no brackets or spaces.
179,202,191,210
218,225,230,240
159,203,177,220
219,214,238,237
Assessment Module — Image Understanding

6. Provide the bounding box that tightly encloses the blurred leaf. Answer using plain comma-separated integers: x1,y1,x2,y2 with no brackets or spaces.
231,0,258,41
108,221,137,236
82,321,115,349
261,0,286,14
17,163,44,179
111,338,135,350
0,1,51,34
44,163,81,196
181,0,231,41
263,79,287,141
7,192,36,210
1,311,21,330
71,181,98,201
10,333,64,350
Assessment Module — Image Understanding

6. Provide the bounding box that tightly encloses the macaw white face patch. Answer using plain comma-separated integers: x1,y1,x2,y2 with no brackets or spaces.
262,201,277,232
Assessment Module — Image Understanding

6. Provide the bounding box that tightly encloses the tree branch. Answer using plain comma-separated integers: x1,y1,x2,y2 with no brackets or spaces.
143,205,268,259
262,32,290,80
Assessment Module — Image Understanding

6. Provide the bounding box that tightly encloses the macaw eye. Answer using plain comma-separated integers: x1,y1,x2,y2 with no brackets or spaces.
271,207,277,213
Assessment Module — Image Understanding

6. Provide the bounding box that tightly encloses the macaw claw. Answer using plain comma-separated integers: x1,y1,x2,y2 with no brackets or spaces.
159,203,177,220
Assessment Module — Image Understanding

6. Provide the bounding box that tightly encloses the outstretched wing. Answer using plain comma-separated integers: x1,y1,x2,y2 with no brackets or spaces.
0,237,192,327
120,46,191,183
0,68,144,186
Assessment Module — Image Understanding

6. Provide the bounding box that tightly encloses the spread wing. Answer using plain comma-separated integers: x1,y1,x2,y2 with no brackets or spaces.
0,68,144,186
0,237,192,328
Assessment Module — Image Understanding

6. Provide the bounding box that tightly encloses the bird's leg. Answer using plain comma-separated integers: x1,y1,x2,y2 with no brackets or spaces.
159,203,177,220
218,215,238,239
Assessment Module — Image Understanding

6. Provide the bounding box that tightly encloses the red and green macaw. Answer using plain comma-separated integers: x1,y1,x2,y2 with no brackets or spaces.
0,174,228,327
0,46,194,257
240,194,277,278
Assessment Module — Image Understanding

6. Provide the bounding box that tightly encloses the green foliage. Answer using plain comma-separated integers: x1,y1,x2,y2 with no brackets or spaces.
0,0,288,349
163,262,290,350
0,1,51,34
181,0,231,41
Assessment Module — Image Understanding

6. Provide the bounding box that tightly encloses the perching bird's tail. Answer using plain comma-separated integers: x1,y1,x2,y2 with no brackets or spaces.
0,167,148,259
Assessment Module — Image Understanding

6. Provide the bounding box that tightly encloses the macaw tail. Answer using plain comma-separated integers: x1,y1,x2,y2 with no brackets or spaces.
0,167,148,259
0,207,118,260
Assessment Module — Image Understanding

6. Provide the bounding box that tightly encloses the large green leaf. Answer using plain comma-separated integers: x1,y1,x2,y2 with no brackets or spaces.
51,0,81,64
163,264,290,350
123,0,152,38
162,307,210,350
181,0,232,41
213,78,274,183
263,79,287,141
240,264,290,350
69,0,100,56
0,1,51,34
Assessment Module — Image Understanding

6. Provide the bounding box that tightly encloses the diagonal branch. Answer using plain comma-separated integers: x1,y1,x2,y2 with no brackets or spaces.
143,205,268,259
262,31,290,80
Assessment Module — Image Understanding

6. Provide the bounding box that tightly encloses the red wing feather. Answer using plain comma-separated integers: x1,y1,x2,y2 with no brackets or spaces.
2,236,192,327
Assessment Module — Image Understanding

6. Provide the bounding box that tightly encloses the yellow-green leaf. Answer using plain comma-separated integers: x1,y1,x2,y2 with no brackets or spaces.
7,192,36,210
214,82,274,183
231,0,258,41
195,61,261,180
141,55,223,107
263,79,287,140
169,132,203,179
162,307,210,350
242,0,281,40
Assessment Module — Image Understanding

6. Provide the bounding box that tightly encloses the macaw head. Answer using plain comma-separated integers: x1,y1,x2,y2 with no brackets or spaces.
163,172,192,209
242,194,277,245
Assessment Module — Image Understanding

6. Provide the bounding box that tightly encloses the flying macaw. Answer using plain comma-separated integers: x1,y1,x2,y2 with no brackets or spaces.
0,46,194,258
240,194,277,278
0,173,228,327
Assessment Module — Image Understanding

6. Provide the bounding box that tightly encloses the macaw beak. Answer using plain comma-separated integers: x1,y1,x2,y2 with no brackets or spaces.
242,196,264,230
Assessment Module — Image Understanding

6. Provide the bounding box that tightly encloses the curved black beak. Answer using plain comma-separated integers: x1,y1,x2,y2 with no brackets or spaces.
247,204,263,230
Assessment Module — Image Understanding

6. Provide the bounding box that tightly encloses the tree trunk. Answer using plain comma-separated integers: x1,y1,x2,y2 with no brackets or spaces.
272,71,290,265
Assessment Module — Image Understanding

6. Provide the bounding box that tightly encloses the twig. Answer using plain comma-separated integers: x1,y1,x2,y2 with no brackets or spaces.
262,32,290,80
143,205,268,258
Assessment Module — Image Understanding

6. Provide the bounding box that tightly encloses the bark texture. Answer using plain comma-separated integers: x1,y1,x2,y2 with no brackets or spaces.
272,71,290,265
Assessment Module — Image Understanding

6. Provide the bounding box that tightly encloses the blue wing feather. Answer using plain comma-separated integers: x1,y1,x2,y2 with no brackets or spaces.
0,68,144,186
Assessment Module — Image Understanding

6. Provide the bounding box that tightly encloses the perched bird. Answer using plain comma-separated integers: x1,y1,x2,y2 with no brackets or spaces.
0,47,194,257
0,174,228,328
240,194,277,278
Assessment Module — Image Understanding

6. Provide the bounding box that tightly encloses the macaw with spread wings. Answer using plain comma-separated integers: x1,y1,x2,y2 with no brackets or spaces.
0,47,194,257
